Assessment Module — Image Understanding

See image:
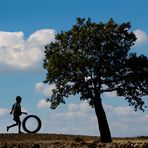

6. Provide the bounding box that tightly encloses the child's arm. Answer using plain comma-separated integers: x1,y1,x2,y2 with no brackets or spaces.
21,111,27,115
10,104,15,114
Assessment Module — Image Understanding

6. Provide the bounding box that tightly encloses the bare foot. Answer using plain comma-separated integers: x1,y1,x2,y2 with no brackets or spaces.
19,131,24,134
7,126,9,132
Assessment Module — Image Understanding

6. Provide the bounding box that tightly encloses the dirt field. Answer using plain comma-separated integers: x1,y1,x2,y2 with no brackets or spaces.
0,134,148,148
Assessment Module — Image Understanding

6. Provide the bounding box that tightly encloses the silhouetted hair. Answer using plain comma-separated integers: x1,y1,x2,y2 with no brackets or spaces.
16,96,22,102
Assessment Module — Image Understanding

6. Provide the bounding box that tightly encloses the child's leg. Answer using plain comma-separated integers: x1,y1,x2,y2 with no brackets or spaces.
17,116,22,133
18,121,21,133
7,122,18,131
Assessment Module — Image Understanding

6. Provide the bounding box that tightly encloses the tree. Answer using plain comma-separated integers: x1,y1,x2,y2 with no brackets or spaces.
43,18,148,142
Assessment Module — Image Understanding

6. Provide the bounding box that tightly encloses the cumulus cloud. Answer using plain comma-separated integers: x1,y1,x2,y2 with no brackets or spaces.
1,98,147,136
35,82,56,96
103,104,148,136
113,106,134,116
34,81,148,136
104,91,117,99
37,99,51,109
104,104,143,118
39,101,148,136
27,29,55,47
103,103,113,112
139,115,148,122
58,102,90,121
54,111,87,119
68,103,79,112
134,29,148,47
40,101,96,135
68,101,90,113
0,29,55,71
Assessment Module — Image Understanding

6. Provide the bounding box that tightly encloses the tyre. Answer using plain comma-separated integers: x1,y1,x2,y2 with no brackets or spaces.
22,115,42,133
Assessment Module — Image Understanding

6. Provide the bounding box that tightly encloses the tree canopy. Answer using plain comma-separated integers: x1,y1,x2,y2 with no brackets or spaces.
43,18,148,142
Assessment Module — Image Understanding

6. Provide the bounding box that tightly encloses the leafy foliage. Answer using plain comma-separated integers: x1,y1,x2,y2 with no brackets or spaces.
43,18,148,111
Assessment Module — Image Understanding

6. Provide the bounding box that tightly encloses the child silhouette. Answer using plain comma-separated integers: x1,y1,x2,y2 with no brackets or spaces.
7,96,27,133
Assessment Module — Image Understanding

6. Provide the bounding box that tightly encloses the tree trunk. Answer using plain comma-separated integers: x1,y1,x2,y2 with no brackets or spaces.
94,96,112,143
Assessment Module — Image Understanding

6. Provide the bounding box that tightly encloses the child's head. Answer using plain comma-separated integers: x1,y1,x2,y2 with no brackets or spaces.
16,96,22,103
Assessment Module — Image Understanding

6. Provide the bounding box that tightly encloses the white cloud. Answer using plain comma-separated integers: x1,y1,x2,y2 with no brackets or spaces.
27,29,55,47
35,82,56,96
0,108,9,116
40,101,148,136
37,99,51,109
102,85,118,99
68,101,90,113
0,29,55,71
48,101,91,120
79,101,90,112
103,103,142,118
134,29,148,47
103,103,113,112
39,101,97,135
54,111,87,119
37,98,148,136
37,97,148,136
114,106,133,116
140,115,148,122
68,103,79,112
101,104,148,137
104,91,117,99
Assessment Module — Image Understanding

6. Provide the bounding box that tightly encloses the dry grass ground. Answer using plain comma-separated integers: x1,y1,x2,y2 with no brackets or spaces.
0,134,148,148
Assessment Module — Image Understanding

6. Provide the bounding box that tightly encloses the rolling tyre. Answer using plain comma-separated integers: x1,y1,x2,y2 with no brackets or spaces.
22,115,42,133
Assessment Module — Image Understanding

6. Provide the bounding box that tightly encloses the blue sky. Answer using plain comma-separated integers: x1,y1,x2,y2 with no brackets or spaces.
0,0,148,137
